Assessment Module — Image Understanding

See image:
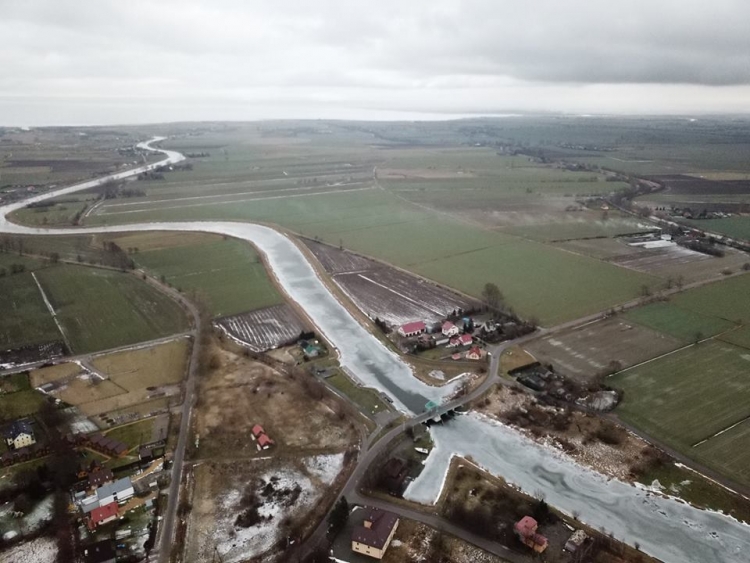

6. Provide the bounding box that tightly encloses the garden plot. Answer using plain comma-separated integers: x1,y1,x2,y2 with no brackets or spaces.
215,304,306,352
525,318,681,381
187,455,345,563
303,239,477,326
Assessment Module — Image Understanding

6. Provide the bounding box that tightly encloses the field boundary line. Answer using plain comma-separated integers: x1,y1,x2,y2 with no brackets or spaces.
101,181,369,208
692,415,750,448
31,271,71,351
98,185,377,216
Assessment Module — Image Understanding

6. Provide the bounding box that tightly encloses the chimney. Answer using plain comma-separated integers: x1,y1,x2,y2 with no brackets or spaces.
363,519,372,529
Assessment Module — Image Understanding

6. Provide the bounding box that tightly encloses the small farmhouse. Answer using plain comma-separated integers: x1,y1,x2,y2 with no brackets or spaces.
87,501,119,530
351,507,399,560
397,321,426,338
441,321,460,337
4,420,36,450
257,433,274,450
514,516,548,553
251,424,265,440
466,346,483,360
448,334,473,348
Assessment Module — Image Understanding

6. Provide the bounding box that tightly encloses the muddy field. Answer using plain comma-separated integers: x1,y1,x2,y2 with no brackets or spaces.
195,347,356,460
524,318,681,381
649,175,750,195
0,341,66,370
215,304,306,352
303,239,477,326
188,346,357,562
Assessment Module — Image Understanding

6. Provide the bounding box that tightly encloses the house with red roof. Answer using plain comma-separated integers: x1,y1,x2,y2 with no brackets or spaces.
466,346,483,360
251,425,265,440
448,334,473,348
397,321,426,338
514,516,548,553
441,321,460,337
257,433,274,450
87,501,119,530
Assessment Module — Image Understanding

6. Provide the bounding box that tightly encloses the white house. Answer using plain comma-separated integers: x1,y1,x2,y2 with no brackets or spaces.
4,420,36,450
441,321,460,337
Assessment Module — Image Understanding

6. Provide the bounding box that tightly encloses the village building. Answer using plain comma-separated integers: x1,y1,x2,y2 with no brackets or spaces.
87,501,119,530
565,529,589,553
441,321,460,337
82,540,117,563
251,424,265,440
513,516,548,553
448,334,473,348
351,507,400,560
88,467,114,489
397,321,426,338
257,433,274,450
466,346,483,360
96,477,134,507
4,420,36,450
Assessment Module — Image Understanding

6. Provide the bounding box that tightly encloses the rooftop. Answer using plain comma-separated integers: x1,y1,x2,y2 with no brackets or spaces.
351,507,399,550
96,477,132,500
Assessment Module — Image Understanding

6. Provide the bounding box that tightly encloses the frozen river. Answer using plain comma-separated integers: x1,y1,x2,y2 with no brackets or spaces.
405,414,750,563
0,139,460,414
3,138,750,562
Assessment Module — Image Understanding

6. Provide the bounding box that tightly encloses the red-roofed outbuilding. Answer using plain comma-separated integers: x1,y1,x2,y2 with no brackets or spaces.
397,321,426,338
88,501,119,530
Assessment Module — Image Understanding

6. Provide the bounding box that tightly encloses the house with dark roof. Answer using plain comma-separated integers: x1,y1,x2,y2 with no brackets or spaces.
351,507,399,560
88,467,114,489
82,540,116,563
4,420,36,450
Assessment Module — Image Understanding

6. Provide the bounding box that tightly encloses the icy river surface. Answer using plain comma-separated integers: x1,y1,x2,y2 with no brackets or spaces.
2,139,749,562
405,413,750,563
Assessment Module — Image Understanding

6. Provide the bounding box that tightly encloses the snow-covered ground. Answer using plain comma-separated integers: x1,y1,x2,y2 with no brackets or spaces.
0,495,54,540
404,413,750,563
212,458,341,563
304,453,345,484
0,537,57,563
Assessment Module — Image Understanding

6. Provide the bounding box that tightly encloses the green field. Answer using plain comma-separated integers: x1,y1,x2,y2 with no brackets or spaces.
85,185,657,325
624,302,736,343
104,418,155,449
326,371,389,417
685,216,750,242
0,374,46,421
0,271,61,350
34,265,189,354
612,341,750,486
133,237,281,317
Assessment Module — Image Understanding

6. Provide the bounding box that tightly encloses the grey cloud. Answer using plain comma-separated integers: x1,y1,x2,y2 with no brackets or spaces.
1,0,749,124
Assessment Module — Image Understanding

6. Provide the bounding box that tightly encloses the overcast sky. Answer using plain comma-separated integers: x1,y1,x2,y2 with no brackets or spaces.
2,0,750,125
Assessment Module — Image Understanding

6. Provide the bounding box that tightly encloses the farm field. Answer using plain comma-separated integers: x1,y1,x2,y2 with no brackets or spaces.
624,302,736,343
0,372,46,421
524,317,682,381
132,236,281,317
692,421,750,487
37,338,190,424
34,264,189,354
611,341,750,486
303,239,477,327
685,216,750,241
72,130,664,326
215,304,306,352
0,270,61,352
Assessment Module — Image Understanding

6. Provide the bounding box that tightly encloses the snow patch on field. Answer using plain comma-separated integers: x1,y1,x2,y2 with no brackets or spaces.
0,537,57,563
304,453,345,484
212,466,321,562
